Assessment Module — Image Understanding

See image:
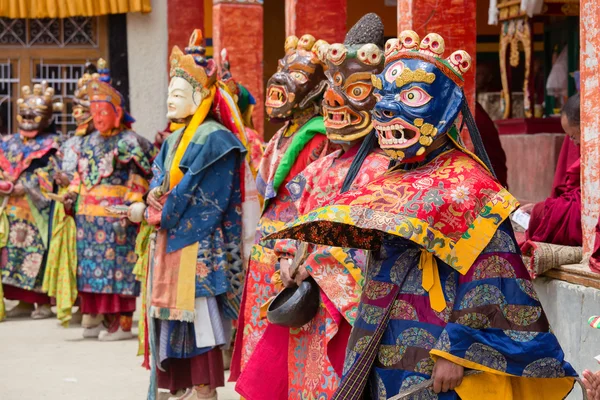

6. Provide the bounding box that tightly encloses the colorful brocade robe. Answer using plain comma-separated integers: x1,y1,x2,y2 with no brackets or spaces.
237,144,388,400
70,129,155,297
0,132,59,294
231,116,334,381
149,119,245,320
42,132,88,326
270,147,577,400
147,118,245,366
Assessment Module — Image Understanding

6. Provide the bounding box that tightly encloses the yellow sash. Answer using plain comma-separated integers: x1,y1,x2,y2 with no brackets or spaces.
419,250,446,312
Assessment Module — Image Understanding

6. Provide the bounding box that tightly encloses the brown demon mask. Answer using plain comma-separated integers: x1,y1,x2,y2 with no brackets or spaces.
17,81,62,138
265,34,328,121
73,72,94,135
322,13,385,142
322,44,384,141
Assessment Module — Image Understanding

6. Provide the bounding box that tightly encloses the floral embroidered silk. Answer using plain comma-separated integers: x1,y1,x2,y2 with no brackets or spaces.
0,132,59,294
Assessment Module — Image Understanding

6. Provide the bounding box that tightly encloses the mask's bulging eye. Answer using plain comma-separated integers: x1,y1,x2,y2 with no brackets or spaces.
291,71,308,84
333,72,343,86
384,62,405,83
346,83,371,101
399,87,432,107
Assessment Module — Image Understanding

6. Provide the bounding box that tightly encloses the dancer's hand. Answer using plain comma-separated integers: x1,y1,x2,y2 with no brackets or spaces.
432,358,464,393
583,369,600,400
520,203,535,214
294,265,310,286
147,187,163,211
279,258,296,288
12,183,25,196
63,192,77,210
54,171,70,187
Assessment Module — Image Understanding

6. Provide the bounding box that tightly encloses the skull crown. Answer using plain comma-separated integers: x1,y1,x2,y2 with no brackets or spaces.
384,30,472,82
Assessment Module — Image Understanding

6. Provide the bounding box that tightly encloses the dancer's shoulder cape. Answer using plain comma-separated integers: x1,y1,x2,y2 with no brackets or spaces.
151,118,246,253
270,147,518,273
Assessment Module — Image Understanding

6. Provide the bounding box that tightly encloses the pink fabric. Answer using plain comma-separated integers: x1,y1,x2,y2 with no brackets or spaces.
321,291,351,378
235,324,289,400
79,292,136,314
3,284,50,304
157,348,225,392
591,221,600,274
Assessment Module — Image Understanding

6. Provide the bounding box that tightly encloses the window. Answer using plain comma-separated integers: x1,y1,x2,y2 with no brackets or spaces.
0,16,107,136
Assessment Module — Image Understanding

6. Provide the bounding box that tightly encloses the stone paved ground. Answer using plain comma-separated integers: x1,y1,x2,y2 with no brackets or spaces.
0,304,239,400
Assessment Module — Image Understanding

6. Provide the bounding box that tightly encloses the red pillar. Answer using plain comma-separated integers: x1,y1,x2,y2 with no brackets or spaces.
397,0,477,112
580,0,600,263
167,0,204,52
285,0,346,44
213,1,265,137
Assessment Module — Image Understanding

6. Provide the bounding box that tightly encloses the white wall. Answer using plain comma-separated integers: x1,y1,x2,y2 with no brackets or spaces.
535,278,600,400
126,0,168,141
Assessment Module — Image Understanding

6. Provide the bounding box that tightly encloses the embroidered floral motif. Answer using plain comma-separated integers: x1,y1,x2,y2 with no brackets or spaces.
378,343,406,366
434,330,451,353
398,261,426,295
501,304,542,326
365,280,393,300
459,284,507,310
473,255,516,280
443,272,457,303
456,313,492,329
465,343,508,372
197,261,210,279
361,304,387,325
412,177,434,190
376,373,387,400
449,184,471,204
516,279,540,302
414,357,435,375
354,335,372,353
483,229,517,254
401,327,437,349
343,349,358,376
303,332,326,390
399,376,438,400
22,253,43,278
523,357,566,378
9,222,34,248
503,330,540,342
390,299,419,321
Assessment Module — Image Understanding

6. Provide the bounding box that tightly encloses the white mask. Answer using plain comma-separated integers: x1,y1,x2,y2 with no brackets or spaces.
166,77,202,121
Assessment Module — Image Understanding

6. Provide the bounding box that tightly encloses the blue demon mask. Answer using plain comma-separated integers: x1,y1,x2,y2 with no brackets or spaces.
370,31,472,161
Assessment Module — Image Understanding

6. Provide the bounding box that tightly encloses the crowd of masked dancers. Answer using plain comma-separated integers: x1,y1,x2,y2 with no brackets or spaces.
0,13,585,400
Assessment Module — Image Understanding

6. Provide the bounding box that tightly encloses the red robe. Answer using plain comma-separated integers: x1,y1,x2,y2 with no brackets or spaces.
591,223,600,274
526,138,582,246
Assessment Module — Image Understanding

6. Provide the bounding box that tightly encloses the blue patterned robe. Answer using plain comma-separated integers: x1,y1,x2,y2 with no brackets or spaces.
73,129,155,296
0,132,60,294
150,118,245,361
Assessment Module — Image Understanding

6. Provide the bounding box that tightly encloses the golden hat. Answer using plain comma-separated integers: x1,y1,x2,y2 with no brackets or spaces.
169,29,216,96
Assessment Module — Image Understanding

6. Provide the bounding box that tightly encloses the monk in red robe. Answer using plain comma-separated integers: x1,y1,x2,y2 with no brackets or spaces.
526,93,581,246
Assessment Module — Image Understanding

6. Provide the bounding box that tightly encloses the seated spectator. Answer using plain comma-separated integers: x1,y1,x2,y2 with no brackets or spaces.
525,93,581,246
